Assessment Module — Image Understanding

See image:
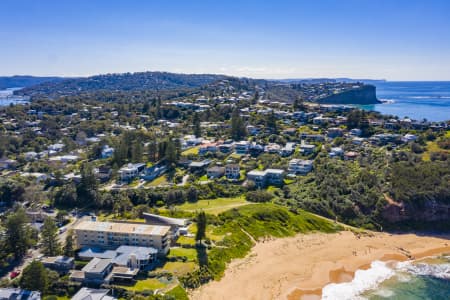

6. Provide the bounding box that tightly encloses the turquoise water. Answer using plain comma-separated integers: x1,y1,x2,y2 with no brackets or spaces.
322,257,450,300
361,81,450,122
365,256,450,300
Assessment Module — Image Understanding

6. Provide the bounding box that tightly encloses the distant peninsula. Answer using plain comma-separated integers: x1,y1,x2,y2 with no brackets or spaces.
317,84,381,105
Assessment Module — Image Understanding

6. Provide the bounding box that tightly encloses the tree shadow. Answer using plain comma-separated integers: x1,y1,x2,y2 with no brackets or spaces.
196,245,208,267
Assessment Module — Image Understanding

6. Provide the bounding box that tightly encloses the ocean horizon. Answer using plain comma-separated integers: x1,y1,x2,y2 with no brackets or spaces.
361,81,450,122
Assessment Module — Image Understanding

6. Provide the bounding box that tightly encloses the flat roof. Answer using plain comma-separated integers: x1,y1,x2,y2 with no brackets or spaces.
82,258,112,273
74,221,170,236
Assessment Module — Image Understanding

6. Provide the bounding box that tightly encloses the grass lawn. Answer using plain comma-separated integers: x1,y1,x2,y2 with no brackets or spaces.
122,278,167,292
182,146,199,156
188,223,224,242
146,175,169,187
176,235,196,246
422,140,450,161
176,196,251,215
167,247,198,261
165,285,189,300
198,174,208,181
161,261,197,276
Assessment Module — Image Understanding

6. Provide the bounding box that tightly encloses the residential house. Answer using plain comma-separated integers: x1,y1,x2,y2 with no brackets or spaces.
0,158,17,170
327,127,344,138
95,166,112,182
77,245,158,270
344,151,359,161
247,169,285,187
225,164,240,179
118,163,146,182
189,159,212,173
206,166,225,179
141,164,167,181
349,128,362,136
42,256,74,274
101,145,114,159
70,258,114,284
71,288,116,300
199,142,219,155
143,213,190,238
218,143,234,154
281,142,296,157
234,141,250,155
299,143,316,155
288,159,313,175
329,147,344,158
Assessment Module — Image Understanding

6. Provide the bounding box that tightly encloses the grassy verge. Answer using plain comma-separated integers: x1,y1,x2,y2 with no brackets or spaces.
180,203,341,288
176,196,250,215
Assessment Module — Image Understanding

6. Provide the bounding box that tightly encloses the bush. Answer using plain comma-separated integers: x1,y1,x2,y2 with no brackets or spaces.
245,190,274,203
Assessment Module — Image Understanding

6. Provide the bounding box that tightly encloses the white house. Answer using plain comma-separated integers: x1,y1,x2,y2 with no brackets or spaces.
288,159,313,175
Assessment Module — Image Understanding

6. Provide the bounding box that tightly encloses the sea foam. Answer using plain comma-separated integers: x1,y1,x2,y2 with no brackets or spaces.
321,261,395,300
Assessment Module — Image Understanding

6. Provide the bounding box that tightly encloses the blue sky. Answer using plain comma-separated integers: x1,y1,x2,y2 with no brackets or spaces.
1,0,450,80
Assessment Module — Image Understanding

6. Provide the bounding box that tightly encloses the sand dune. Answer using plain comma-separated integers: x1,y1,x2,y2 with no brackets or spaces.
190,231,450,300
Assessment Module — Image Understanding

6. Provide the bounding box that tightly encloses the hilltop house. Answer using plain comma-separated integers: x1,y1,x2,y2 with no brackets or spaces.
225,164,240,179
206,166,225,179
288,159,313,175
118,163,146,182
247,168,285,187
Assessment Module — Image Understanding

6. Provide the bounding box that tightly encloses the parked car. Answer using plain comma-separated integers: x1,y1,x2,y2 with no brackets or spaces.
10,270,21,279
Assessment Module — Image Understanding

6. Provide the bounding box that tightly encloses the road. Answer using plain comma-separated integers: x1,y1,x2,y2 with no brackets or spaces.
1,215,88,282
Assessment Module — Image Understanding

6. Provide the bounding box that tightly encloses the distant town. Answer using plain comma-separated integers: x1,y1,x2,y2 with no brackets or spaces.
0,72,449,300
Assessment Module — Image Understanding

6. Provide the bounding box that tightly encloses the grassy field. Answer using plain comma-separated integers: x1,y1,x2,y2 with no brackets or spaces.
123,278,167,292
146,175,169,187
167,247,198,261
181,146,199,156
165,285,189,300
176,196,251,214
422,140,450,161
161,261,197,276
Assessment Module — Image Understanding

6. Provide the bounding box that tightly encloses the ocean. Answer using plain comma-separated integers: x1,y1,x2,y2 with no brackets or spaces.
322,256,450,300
360,81,450,122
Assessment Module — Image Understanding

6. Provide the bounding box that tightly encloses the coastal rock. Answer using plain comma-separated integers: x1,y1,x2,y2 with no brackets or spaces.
317,85,380,105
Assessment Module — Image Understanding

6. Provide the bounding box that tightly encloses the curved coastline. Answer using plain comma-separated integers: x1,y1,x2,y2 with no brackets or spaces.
191,231,450,300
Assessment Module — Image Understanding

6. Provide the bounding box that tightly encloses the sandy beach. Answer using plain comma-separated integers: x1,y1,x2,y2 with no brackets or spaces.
190,231,450,300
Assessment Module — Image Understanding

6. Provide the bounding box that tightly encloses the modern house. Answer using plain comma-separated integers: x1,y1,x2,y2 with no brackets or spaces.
73,220,171,255
327,127,344,138
225,164,240,179
42,256,74,274
71,288,116,300
281,142,296,156
206,166,225,179
288,159,313,175
234,141,250,155
143,213,190,239
299,144,316,155
101,145,114,159
77,245,158,270
218,143,234,154
247,168,285,187
118,163,146,182
70,258,114,285
141,164,167,181
188,159,212,173
329,147,344,158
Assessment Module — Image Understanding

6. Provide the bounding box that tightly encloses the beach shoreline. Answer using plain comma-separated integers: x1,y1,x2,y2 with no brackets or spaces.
190,231,450,300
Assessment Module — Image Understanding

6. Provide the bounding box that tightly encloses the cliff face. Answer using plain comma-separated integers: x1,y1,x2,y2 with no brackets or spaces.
382,200,450,223
317,85,381,105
